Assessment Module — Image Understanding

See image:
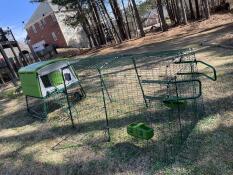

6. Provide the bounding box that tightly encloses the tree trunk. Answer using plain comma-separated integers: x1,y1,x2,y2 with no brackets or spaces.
96,1,113,44
128,0,138,37
77,3,99,47
131,0,145,37
99,0,122,43
89,0,106,45
194,0,201,19
121,0,131,39
86,11,102,46
189,0,195,20
157,0,168,31
180,0,188,24
82,21,93,48
109,0,128,40
166,0,176,24
204,0,210,19
175,0,182,24
171,0,178,24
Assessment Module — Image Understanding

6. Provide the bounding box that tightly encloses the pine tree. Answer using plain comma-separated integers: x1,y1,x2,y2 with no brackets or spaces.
180,0,188,24
109,0,128,40
131,0,145,37
157,0,168,31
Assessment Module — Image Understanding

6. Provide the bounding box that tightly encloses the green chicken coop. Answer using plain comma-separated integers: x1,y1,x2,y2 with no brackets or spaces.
18,59,84,122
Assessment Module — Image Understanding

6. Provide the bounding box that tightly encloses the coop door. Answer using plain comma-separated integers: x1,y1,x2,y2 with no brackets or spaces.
62,68,77,86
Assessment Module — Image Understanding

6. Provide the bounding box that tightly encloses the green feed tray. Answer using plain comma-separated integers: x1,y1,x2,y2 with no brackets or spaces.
49,71,64,86
127,123,154,140
163,99,187,109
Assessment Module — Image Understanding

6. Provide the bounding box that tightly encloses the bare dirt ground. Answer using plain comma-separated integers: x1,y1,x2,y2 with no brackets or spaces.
1,13,233,175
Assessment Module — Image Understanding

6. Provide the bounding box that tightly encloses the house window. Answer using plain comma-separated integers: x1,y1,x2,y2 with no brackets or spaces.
32,25,37,33
51,14,57,22
38,21,44,30
42,18,46,26
52,32,58,41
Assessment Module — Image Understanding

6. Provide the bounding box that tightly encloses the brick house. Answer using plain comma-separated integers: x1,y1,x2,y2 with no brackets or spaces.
25,1,89,52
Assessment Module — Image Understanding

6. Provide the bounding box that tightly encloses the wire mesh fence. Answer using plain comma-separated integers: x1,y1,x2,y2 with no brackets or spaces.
92,49,207,162
25,48,217,163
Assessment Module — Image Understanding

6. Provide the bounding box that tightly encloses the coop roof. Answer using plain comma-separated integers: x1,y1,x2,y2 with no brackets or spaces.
18,59,67,74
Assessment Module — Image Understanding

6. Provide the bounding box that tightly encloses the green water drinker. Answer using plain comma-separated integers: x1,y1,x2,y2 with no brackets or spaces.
127,123,154,140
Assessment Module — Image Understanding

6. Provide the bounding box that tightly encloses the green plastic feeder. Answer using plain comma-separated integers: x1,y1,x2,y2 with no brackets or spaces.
127,123,154,140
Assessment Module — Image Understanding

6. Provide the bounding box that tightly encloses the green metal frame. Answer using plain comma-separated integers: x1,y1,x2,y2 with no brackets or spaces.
132,58,148,107
61,66,75,128
98,68,111,142
175,60,217,81
141,79,202,101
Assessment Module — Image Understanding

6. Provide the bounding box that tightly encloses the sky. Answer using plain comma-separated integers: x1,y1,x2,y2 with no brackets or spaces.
0,0,38,41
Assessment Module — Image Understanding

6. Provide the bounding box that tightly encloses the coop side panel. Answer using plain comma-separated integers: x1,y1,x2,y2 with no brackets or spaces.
19,73,42,98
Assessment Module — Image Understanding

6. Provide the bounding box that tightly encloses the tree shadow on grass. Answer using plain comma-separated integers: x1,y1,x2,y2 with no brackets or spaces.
0,109,36,130
1,122,232,175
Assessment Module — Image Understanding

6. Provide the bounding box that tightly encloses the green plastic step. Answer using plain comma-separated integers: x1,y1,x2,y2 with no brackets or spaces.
144,95,166,101
141,80,169,84
127,123,154,140
163,99,187,109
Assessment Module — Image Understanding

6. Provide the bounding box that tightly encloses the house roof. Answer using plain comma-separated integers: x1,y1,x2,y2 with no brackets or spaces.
18,59,66,74
25,0,59,28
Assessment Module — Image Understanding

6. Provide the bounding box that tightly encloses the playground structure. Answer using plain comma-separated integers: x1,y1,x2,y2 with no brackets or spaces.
19,48,217,163
0,27,34,84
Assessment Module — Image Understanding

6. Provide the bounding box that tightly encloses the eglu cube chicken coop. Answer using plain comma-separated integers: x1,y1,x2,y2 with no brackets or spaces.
18,60,85,125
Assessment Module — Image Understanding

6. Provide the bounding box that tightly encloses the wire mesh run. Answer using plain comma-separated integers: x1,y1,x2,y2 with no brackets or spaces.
94,49,210,163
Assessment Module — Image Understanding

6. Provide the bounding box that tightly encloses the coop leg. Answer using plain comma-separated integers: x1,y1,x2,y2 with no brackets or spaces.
25,96,30,113
43,99,49,120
